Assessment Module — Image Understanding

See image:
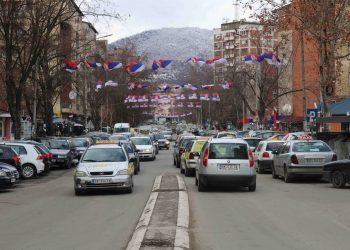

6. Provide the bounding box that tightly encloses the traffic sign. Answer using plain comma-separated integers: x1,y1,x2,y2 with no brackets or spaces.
307,109,318,122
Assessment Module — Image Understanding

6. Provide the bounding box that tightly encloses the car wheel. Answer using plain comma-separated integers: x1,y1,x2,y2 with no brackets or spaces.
284,167,292,183
152,154,156,161
271,164,278,179
195,175,198,186
332,171,346,188
185,165,191,177
198,176,206,192
22,164,37,179
66,160,72,169
173,158,176,166
176,159,180,168
134,165,138,175
257,163,264,174
126,178,133,193
180,162,185,174
248,182,256,192
75,188,85,196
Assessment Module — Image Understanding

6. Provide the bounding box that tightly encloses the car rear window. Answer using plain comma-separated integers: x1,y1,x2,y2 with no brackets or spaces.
292,142,331,152
193,141,206,152
209,143,248,159
82,148,126,162
266,142,284,151
244,139,261,148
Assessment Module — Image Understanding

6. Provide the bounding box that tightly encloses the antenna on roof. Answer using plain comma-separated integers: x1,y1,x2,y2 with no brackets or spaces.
233,0,240,21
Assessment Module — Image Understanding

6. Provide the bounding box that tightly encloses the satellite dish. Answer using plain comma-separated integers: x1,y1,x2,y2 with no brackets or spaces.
69,90,77,100
282,104,292,115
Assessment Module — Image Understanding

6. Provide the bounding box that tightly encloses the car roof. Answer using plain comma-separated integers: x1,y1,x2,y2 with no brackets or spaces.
88,144,122,149
131,136,150,139
210,138,248,144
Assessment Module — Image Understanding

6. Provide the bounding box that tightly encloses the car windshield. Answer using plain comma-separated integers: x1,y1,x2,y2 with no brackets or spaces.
209,143,248,159
218,133,235,138
123,144,134,153
71,139,88,147
266,142,284,151
46,140,69,150
193,141,206,152
110,135,128,141
155,134,165,140
82,148,126,162
244,139,261,148
131,138,151,145
292,142,331,152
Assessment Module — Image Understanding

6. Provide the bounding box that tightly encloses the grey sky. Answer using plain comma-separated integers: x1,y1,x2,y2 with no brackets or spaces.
92,0,248,42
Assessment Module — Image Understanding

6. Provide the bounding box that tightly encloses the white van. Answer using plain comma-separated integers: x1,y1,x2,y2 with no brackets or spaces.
114,123,130,133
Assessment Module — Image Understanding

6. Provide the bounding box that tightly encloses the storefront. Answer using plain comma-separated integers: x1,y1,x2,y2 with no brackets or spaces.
0,113,12,140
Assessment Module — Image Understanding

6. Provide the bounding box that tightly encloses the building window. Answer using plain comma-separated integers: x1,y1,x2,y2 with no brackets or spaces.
0,120,3,138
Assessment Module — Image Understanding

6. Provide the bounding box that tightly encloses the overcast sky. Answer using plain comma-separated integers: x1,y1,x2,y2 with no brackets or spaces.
91,0,249,42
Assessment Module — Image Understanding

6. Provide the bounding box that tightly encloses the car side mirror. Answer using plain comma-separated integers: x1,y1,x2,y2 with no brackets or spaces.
135,149,140,153
129,158,137,163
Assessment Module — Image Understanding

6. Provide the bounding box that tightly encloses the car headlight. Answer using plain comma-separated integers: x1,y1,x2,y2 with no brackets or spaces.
0,170,7,177
117,169,129,175
75,171,88,177
166,141,170,144
145,149,151,152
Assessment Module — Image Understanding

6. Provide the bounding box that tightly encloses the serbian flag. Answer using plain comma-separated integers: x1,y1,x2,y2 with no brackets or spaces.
95,80,103,91
199,93,210,101
105,80,118,87
103,61,122,71
151,95,159,102
152,60,160,71
64,58,80,72
202,84,215,90
85,60,101,69
137,95,148,103
129,95,138,103
196,58,206,66
188,93,198,100
128,82,137,91
172,84,184,90
244,55,256,64
159,60,172,68
126,61,145,75
211,93,221,101
222,80,234,89
187,102,194,108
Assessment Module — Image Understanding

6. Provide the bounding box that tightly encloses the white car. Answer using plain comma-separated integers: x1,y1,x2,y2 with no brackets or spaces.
74,144,134,195
196,138,256,192
282,132,312,141
5,142,45,179
254,141,285,174
215,132,236,139
130,137,156,161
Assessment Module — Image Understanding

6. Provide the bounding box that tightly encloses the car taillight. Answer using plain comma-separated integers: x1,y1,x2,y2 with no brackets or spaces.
36,155,43,160
202,148,209,167
12,155,20,165
249,150,254,168
49,153,53,160
189,152,194,160
291,155,298,164
43,154,48,159
332,154,337,161
262,152,270,158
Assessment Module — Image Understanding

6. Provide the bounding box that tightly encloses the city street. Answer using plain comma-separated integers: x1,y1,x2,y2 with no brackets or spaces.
1,147,350,250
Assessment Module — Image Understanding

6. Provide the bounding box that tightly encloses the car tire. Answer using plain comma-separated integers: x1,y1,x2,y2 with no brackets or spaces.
180,162,185,174
284,167,292,183
271,164,278,179
176,159,180,168
22,164,37,179
257,163,264,174
126,178,133,193
173,158,176,166
74,188,85,196
195,176,198,186
134,165,138,175
248,182,256,192
66,160,72,169
332,171,346,188
198,176,206,192
185,165,191,177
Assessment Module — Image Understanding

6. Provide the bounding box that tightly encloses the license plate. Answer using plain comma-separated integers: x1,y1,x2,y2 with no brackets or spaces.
11,178,16,183
306,158,324,163
218,164,240,171
91,179,112,184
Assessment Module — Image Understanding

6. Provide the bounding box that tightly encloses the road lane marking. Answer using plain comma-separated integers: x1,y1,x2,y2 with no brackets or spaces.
174,190,190,249
126,192,159,250
176,175,187,191
152,175,162,192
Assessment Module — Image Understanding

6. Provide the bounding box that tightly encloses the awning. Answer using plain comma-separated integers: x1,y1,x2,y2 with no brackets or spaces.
317,116,350,123
329,97,350,116
0,113,11,118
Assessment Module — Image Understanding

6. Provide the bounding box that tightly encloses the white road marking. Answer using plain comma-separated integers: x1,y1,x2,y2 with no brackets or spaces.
152,175,162,192
176,175,187,191
174,189,190,249
126,192,159,250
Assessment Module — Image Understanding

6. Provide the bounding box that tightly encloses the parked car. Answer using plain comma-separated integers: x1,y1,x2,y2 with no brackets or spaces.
267,134,286,141
254,141,285,173
272,140,337,182
11,140,52,173
195,138,256,192
180,139,207,176
4,142,46,179
0,162,20,189
120,141,140,175
161,131,173,141
282,132,313,141
243,137,262,152
323,160,350,188
74,143,134,195
236,130,251,138
110,135,129,144
43,138,77,169
154,133,170,150
254,131,282,140
0,144,22,175
70,138,93,160
173,135,196,168
149,134,159,154
130,136,156,161
215,132,236,139
85,132,111,144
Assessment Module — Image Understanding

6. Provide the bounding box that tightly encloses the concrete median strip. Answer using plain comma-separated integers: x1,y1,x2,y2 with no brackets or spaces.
126,175,190,250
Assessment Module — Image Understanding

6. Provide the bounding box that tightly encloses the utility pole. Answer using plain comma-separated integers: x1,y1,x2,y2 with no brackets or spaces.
32,60,39,138
300,26,307,131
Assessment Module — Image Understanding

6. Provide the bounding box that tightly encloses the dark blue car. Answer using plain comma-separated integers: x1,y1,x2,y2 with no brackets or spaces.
0,162,20,189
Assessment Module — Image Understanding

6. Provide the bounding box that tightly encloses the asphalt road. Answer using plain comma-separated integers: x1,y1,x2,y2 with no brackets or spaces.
0,149,178,250
1,147,350,250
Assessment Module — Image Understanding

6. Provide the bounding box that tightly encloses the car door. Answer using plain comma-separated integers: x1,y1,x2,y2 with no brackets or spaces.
254,142,264,164
183,141,194,168
0,146,13,165
274,142,286,175
278,142,291,174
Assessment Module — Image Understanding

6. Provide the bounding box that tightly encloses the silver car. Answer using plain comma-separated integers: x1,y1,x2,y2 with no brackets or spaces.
74,144,134,195
195,138,256,192
272,140,336,182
